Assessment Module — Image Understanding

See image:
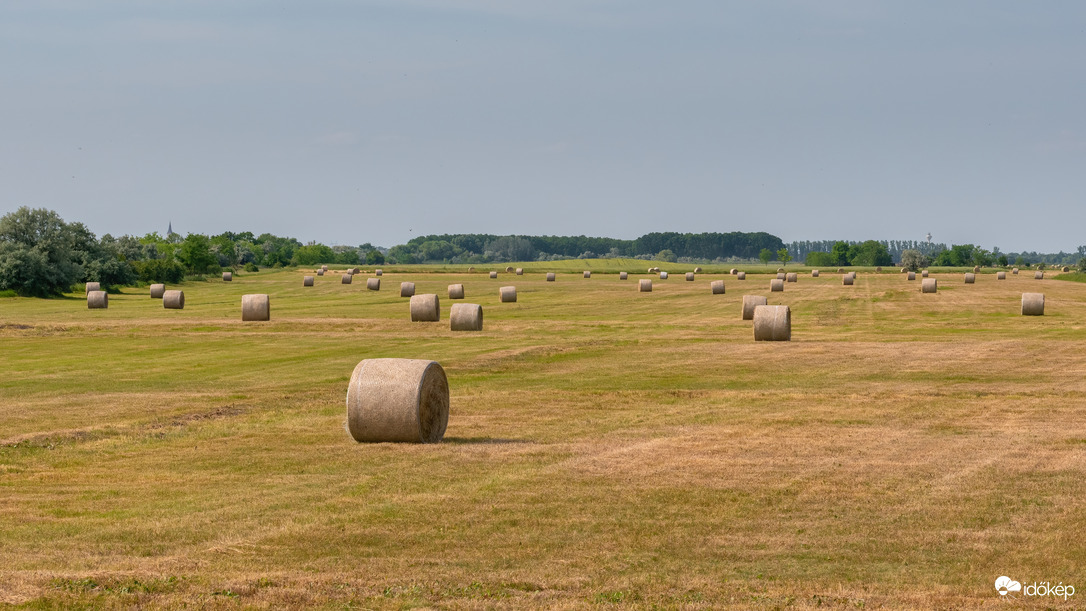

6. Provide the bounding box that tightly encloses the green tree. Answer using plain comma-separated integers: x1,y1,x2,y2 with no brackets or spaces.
848,240,893,267
899,249,929,272
656,249,677,263
805,251,836,267
831,241,850,266
759,248,773,266
292,244,335,266
0,207,84,297
177,234,220,274
777,248,792,267
997,254,1009,267
365,249,385,265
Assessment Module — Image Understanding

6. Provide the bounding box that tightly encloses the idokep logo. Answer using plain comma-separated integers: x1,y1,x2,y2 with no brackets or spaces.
995,576,1021,597
995,576,1075,601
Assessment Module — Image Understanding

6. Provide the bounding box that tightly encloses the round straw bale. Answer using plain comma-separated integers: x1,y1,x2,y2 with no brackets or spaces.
811,270,819,277
241,294,270,321
742,295,768,320
842,274,854,286
87,290,107,309
489,271,498,278
619,272,628,280
711,280,725,294
400,282,415,298
921,270,929,277
836,268,844,273
659,271,668,279
921,278,937,293
753,305,791,341
505,266,514,273
1021,292,1045,316
342,274,353,284
516,268,523,275
652,267,660,272
900,267,907,273
222,272,232,282
770,279,784,292
499,286,517,302
468,267,475,272
639,279,652,292
1035,271,1044,280
973,266,980,273
776,268,784,273
1062,266,1070,272
367,277,380,290
163,290,185,309
686,272,695,281
648,267,654,273
346,358,449,443
786,272,797,282
737,272,746,280
964,273,975,284
150,284,165,298
997,271,1006,280
694,267,702,273
546,272,556,281
583,271,591,278
876,267,882,272
1012,268,1019,275
448,284,464,299
317,269,325,276
303,276,314,287
450,303,483,331
321,265,328,271
849,271,857,280
730,268,738,275
85,281,101,293
375,269,383,276
409,294,440,322
907,271,916,280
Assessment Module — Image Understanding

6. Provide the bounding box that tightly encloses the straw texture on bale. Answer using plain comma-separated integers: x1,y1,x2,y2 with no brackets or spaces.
997,271,1006,280
367,278,380,290
346,358,449,444
516,268,523,275
87,291,107,309
342,274,353,284
163,290,185,309
786,272,797,282
1035,271,1044,280
450,303,483,331
85,282,101,293
375,269,383,276
489,271,498,278
686,272,695,281
1021,292,1045,316
639,279,652,292
710,280,725,294
964,273,975,284
730,268,738,275
770,279,784,292
811,270,819,277
742,295,768,320
241,294,270,321
499,286,517,302
776,272,786,280
400,282,415,298
150,284,165,298
842,274,854,285
584,271,591,278
619,272,628,280
222,272,232,282
448,284,464,299
546,272,556,281
737,272,746,280
907,272,916,280
922,270,929,277
753,305,791,341
317,269,324,276
659,271,668,279
922,278,937,293
303,276,314,287
409,294,440,322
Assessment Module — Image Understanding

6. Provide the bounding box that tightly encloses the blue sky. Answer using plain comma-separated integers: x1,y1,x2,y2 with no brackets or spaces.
2,1,1084,251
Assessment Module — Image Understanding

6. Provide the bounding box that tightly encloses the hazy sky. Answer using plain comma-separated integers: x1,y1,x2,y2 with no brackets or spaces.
2,1,1084,252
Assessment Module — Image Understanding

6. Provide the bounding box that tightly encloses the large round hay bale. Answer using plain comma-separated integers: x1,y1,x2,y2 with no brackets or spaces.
753,305,791,341
342,274,353,284
685,272,695,281
848,271,857,280
964,273,975,284
303,276,314,287
619,272,628,280
321,265,328,271
317,269,325,276
516,268,523,275
973,266,980,273
907,271,916,281
450,303,483,331
742,295,767,320
900,267,907,273
694,267,702,273
1012,268,1019,275
811,270,819,277
639,279,652,292
367,277,380,290
776,272,786,280
448,284,465,299
241,294,270,321
375,269,383,277
659,271,668,279
409,294,440,321
546,272,556,281
583,271,591,278
489,271,498,279
842,274,854,286
711,280,725,294
150,284,165,298
1021,292,1045,316
1035,271,1044,280
222,272,232,282
163,290,185,309
921,278,937,293
737,272,746,280
786,272,797,282
770,279,784,292
505,266,514,273
730,268,738,275
400,282,415,298
499,286,517,302
648,267,654,273
997,271,1006,280
85,282,101,293
87,291,107,309
346,358,449,443
921,270,929,277
1062,266,1070,273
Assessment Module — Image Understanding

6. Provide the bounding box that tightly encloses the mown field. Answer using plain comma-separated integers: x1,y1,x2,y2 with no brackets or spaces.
1,263,1084,609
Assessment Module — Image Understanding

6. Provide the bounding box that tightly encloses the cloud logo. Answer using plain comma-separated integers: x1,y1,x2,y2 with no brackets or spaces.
996,576,1022,596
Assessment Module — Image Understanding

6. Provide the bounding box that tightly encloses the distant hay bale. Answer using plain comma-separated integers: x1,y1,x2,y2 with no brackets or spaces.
222,272,232,282
448,284,464,299
811,270,819,277
85,282,101,293
848,271,856,280
730,268,738,275
922,278,937,293
900,267,907,273
342,274,353,284
400,282,415,297
639,279,652,292
516,268,523,275
150,284,165,299
753,305,791,341
907,272,916,280
409,294,440,321
876,266,882,272
1062,266,1070,272
1012,268,1019,275
964,273,975,284
450,303,483,331
737,272,746,280
997,271,1006,280
163,290,185,309
619,272,628,280
346,358,449,443
489,271,498,279
786,273,797,282
973,266,980,273
367,278,380,290
375,269,383,276
659,271,668,279
317,269,325,276
584,271,591,278
776,272,786,280
694,267,702,273
321,265,328,271
546,272,556,281
836,268,844,273
776,267,784,273
842,274,854,286
742,295,767,320
241,294,270,321
87,291,107,309
770,279,784,292
303,276,314,287
1035,271,1044,280
499,286,517,302
921,270,929,277
468,267,476,272
1021,292,1045,316
686,272,695,281
505,266,514,273
648,267,654,273
711,280,725,294
352,268,361,274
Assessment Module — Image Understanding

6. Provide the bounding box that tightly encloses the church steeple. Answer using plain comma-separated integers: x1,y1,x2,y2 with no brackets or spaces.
167,221,174,236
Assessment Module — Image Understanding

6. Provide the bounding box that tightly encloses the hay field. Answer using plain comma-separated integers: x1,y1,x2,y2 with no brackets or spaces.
1,266,1084,609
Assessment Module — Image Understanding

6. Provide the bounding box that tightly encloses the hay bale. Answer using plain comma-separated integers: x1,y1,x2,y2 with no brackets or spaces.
1021,292,1045,316
150,284,165,298
836,268,844,273
1012,268,1019,275
1062,266,1070,272
849,271,857,280
876,266,882,272
1035,271,1044,280
499,286,517,302
786,272,797,282
321,265,328,271
222,272,232,282
776,267,784,273
811,270,819,277
686,272,695,281
346,358,449,443
85,281,101,293
367,278,380,291
400,282,415,298
921,278,937,293
997,271,1006,280
776,273,785,280
973,266,980,273
648,267,654,273
409,294,440,321
711,280,725,294
921,270,929,277
241,294,270,321
583,271,591,278
317,269,325,276
900,267,907,273
505,266,514,273
737,272,746,280
659,271,668,279
448,284,465,299
489,271,498,279
303,276,314,287
842,274,854,286
742,295,767,320
964,273,975,284
450,303,483,331
753,305,791,341
468,267,475,272
730,268,738,275
87,291,107,309
163,290,185,309
694,267,702,273
639,279,652,292
907,271,916,280
619,272,628,280
770,278,784,292
516,268,523,275
342,274,353,284
546,272,556,281
375,269,383,276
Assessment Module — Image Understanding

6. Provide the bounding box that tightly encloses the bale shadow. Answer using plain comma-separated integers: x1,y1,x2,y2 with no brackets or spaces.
443,437,533,445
